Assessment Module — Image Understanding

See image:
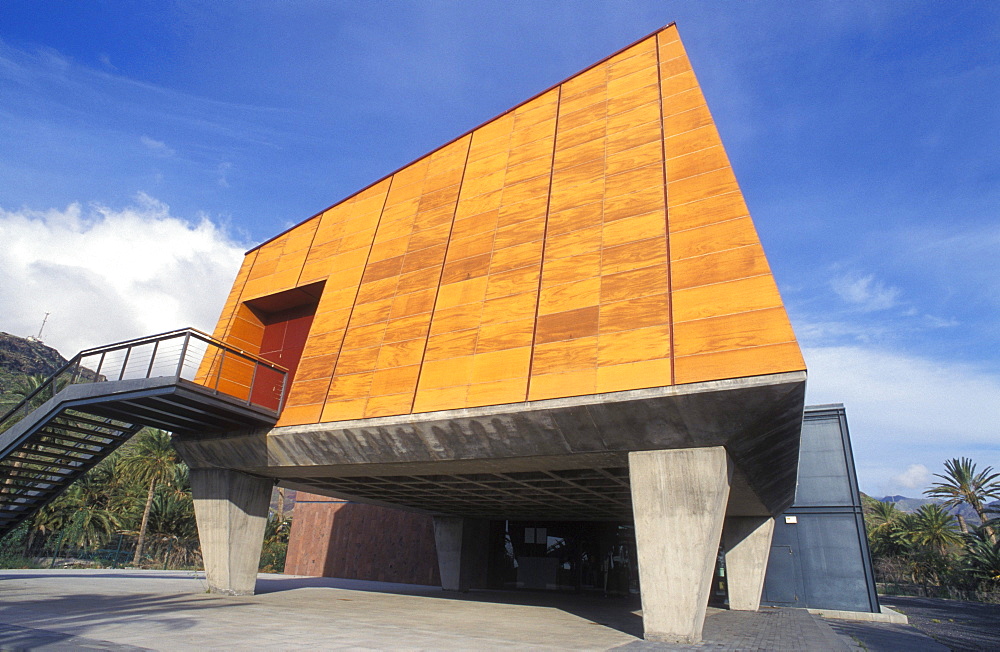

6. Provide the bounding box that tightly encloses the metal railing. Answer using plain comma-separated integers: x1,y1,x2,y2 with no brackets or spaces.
0,328,288,434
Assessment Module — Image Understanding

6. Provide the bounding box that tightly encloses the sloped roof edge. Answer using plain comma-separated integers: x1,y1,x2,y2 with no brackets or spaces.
246,21,678,255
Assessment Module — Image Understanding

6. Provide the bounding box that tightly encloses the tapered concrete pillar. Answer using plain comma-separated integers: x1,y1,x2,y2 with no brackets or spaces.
723,516,775,611
629,447,732,643
433,516,488,592
190,467,272,596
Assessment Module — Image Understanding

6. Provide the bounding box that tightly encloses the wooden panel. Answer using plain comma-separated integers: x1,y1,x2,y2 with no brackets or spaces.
668,191,749,232
603,186,663,223
531,337,598,375
667,145,731,182
544,220,601,262
476,318,535,353
323,136,472,419
489,240,544,274
538,277,601,315
418,356,474,389
666,166,740,207
528,369,596,401
535,306,599,344
605,139,662,176
674,342,805,385
671,245,771,291
541,251,601,286
673,307,797,358
364,392,415,418
602,211,666,248
670,216,760,261
599,294,670,333
546,203,603,237
470,347,531,384
411,386,469,413
413,91,555,411
600,265,669,303
672,275,784,324
223,24,811,425
602,237,667,275
424,328,478,361
598,324,671,366
466,378,527,408
596,358,671,393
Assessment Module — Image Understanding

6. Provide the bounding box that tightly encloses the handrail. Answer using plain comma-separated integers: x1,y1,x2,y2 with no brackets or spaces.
0,328,288,431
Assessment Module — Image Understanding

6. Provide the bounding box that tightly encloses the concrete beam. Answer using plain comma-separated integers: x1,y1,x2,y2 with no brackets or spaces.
723,516,775,611
433,516,488,592
629,447,732,644
173,371,805,517
190,468,272,596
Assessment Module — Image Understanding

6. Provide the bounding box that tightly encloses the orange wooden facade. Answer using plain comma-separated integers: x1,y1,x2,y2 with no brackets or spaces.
209,24,804,428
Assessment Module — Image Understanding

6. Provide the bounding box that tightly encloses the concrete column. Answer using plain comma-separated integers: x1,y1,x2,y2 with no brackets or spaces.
433,516,488,591
723,516,775,611
190,467,272,596
629,446,732,644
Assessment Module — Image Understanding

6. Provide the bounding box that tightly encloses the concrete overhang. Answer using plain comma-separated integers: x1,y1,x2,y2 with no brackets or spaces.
174,371,806,521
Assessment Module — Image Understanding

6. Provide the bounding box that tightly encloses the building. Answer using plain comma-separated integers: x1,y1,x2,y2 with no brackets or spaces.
283,404,881,616
171,22,809,643
762,404,879,613
1,22,810,643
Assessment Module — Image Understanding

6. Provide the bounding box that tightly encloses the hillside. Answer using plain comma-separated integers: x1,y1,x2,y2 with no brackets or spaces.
877,494,999,526
0,332,67,395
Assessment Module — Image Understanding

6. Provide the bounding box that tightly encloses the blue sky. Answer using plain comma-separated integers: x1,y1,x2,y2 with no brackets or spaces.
1,1,998,497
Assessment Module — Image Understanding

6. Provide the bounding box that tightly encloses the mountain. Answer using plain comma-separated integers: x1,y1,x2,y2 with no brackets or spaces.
878,494,999,526
0,332,68,395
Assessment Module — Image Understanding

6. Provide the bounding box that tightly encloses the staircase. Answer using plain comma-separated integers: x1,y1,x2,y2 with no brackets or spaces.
0,329,287,539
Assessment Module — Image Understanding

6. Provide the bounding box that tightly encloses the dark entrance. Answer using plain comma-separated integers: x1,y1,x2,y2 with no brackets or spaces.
488,520,638,595
244,281,323,407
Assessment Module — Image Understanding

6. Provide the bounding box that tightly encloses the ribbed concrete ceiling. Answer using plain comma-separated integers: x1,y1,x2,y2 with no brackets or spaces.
291,467,633,521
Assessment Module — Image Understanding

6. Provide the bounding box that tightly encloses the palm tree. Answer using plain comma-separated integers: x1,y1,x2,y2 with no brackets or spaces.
964,528,1000,588
909,503,963,556
1,373,48,408
865,499,909,557
116,429,180,565
925,458,1000,542
60,474,121,549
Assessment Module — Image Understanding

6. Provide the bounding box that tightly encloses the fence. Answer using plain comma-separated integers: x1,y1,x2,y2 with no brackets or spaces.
0,328,288,435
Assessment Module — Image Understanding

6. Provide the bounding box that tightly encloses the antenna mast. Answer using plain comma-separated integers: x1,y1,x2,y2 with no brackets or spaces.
36,312,50,341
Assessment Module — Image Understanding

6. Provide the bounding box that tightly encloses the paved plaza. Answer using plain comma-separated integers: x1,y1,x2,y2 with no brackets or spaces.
0,569,953,651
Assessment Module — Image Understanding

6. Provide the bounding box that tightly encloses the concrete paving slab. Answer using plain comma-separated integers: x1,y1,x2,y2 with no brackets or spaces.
0,570,949,651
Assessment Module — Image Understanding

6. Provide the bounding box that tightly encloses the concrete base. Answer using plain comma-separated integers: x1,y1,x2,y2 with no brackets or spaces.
629,447,732,643
433,516,488,592
806,606,909,624
190,467,272,595
723,516,775,611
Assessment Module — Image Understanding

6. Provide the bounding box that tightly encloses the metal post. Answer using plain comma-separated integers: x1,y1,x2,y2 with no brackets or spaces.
278,368,288,413
146,340,160,378
247,357,259,405
175,332,191,379
94,351,106,381
214,349,226,393
49,530,66,569
111,533,125,569
117,346,132,381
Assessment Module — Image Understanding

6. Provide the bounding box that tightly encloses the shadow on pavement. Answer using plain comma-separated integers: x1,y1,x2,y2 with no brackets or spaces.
255,574,646,638
880,595,1000,652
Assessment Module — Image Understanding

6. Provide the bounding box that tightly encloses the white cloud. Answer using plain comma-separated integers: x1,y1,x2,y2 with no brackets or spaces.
891,464,931,491
804,344,1000,496
0,194,245,356
140,135,175,157
830,272,900,311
